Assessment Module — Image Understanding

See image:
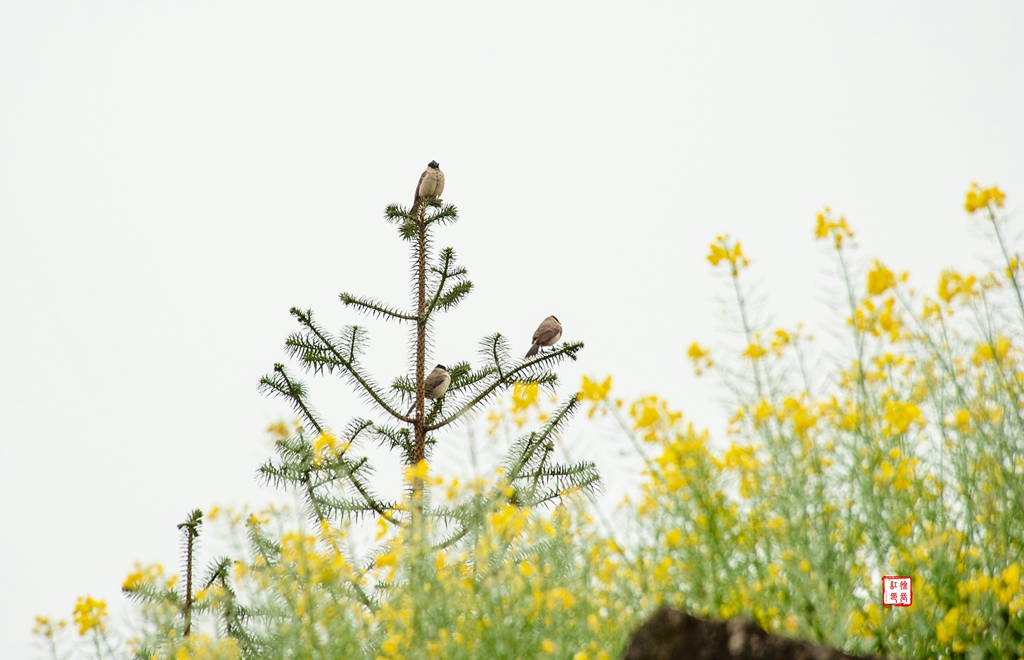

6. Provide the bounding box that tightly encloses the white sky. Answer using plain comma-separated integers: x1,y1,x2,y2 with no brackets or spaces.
1,3,1022,657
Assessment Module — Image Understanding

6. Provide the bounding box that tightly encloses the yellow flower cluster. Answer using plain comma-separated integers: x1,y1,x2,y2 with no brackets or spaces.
882,400,923,436
122,562,165,591
72,595,107,636
964,182,1006,213
511,381,541,413
578,375,611,402
32,615,67,638
630,394,683,442
972,335,1012,366
687,342,713,375
489,381,558,430
266,418,302,441
718,442,761,498
578,375,613,417
312,430,353,467
814,207,854,248
866,260,902,296
938,269,978,304
707,235,749,276
852,297,904,342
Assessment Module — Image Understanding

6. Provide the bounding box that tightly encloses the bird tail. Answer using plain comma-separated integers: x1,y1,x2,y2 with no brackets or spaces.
525,343,540,358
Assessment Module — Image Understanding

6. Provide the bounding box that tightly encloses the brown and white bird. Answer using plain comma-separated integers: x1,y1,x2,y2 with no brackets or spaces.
412,160,445,212
525,316,563,358
407,364,451,415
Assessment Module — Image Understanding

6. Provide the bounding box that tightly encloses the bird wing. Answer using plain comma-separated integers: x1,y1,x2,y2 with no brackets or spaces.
533,319,561,345
414,169,429,202
424,368,447,392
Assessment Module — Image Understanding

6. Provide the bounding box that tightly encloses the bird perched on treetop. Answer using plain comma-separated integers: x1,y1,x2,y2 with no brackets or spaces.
413,160,445,212
407,364,451,415
525,316,562,358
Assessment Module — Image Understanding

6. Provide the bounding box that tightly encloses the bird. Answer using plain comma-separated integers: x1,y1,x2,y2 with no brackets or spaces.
412,160,445,212
407,364,451,415
525,316,562,357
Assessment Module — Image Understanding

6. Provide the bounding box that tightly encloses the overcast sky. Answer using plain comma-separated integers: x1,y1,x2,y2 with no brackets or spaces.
2,3,1022,657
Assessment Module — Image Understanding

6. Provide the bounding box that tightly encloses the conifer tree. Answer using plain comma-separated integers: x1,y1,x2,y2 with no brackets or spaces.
257,164,600,542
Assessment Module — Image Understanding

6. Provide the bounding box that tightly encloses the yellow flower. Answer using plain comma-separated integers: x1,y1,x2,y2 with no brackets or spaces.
996,563,1022,606
540,639,556,653
769,329,791,355
707,243,728,265
936,606,959,645
546,587,575,610
1003,563,1021,588
629,395,683,442
874,298,902,341
578,375,612,402
742,342,767,360
883,401,922,436
32,616,66,637
122,562,164,591
312,431,343,466
972,336,1010,365
938,270,978,304
72,596,107,636
866,260,897,296
687,342,713,375
722,443,759,471
32,616,50,635
707,235,749,276
814,210,830,239
814,208,854,248
780,396,816,435
849,604,881,637
512,381,541,412
266,420,290,439
964,182,1006,213
1007,255,1020,279
404,459,430,483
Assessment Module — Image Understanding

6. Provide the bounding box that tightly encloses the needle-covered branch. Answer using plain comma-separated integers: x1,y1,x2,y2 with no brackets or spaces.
429,339,583,431
425,247,472,316
258,364,332,440
284,308,407,419
258,422,401,525
387,202,459,240
339,293,416,322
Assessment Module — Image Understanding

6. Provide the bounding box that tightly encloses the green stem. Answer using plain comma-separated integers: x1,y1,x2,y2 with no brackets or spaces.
730,265,764,400
988,203,1024,325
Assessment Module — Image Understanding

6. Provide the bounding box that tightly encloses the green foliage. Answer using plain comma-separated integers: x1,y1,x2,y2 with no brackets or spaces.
37,183,1024,660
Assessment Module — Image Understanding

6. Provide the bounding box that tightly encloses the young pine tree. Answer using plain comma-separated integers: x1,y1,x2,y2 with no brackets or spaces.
257,162,600,543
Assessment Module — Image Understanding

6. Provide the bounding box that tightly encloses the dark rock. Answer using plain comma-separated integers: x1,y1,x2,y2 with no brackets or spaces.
622,608,883,660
